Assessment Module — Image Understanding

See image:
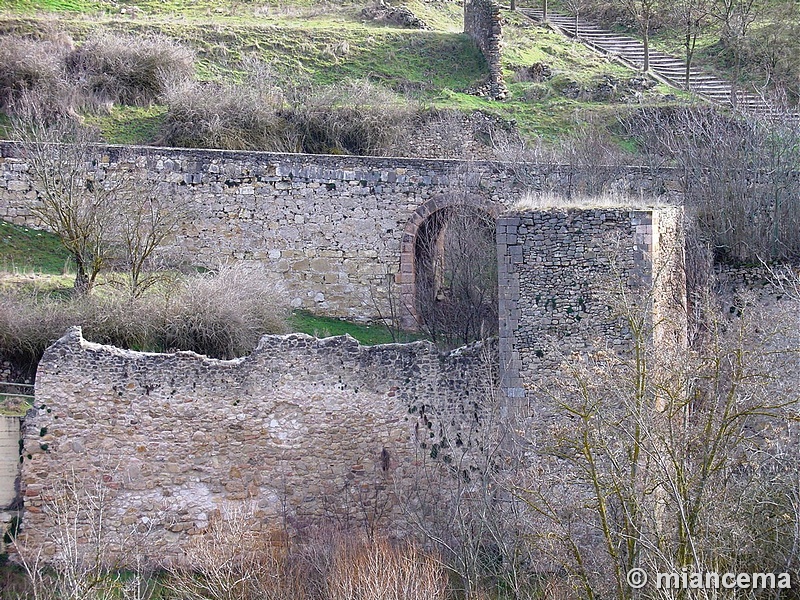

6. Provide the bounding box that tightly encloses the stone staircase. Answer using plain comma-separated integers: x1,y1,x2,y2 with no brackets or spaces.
520,8,781,116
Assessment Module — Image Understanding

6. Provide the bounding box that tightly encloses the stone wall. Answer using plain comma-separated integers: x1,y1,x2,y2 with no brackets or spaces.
16,327,496,564
0,416,21,555
0,416,20,510
0,143,676,325
464,0,507,99
497,206,686,404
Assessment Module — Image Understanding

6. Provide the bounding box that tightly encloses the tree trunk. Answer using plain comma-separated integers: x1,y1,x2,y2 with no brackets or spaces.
543,0,548,20
643,28,650,72
685,25,692,86
511,0,516,10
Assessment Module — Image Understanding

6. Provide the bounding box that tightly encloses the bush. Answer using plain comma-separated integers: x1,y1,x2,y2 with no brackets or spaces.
159,79,299,151
289,79,414,155
0,35,73,119
326,536,448,600
67,31,194,106
0,266,290,374
160,75,415,155
160,265,290,359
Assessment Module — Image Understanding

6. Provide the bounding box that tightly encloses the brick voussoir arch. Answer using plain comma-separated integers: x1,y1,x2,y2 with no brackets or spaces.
398,194,502,330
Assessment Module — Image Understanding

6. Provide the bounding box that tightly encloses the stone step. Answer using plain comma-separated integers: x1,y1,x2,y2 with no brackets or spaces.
520,8,799,118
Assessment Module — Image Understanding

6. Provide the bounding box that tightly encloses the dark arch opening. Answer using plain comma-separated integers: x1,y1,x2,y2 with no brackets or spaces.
414,204,498,347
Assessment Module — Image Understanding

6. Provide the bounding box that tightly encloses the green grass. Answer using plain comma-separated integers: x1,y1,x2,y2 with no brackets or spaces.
84,105,167,145
289,310,425,345
0,0,679,145
0,220,71,276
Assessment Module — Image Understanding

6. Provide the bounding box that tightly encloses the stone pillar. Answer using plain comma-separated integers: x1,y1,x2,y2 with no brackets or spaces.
497,206,686,411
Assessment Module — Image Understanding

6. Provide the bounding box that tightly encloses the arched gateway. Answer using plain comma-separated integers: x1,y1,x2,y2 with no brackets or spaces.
398,196,501,341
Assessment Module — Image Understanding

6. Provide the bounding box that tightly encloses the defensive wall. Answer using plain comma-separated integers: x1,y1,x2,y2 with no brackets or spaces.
498,205,686,406
9,206,691,563
17,328,495,563
0,143,676,328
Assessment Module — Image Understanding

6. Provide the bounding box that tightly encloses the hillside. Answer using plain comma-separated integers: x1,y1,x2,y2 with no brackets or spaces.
0,0,685,152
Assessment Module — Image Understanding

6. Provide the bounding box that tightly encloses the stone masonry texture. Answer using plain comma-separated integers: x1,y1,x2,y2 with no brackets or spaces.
17,327,496,564
497,207,686,408
0,143,677,325
464,0,508,99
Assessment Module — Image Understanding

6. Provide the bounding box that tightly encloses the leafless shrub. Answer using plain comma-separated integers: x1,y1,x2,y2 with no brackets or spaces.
326,536,448,600
622,105,800,262
67,32,194,107
12,470,129,600
0,266,290,373
0,289,82,375
0,35,74,119
161,264,290,359
160,76,415,155
166,506,301,600
289,79,414,156
158,79,298,151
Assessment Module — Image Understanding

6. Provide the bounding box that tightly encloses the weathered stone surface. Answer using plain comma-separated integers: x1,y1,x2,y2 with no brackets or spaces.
0,143,676,324
464,0,508,99
498,207,687,405
18,328,496,564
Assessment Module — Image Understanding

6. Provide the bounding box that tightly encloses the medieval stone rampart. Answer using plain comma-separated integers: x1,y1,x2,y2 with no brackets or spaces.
497,206,686,405
17,327,495,563
0,143,676,324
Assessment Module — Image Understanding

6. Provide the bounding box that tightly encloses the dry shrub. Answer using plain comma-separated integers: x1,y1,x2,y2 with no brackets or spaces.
166,507,302,600
0,290,79,373
0,35,74,119
160,76,414,155
165,511,447,600
326,536,448,600
159,79,299,151
0,266,290,374
161,265,290,359
290,79,414,155
67,31,194,106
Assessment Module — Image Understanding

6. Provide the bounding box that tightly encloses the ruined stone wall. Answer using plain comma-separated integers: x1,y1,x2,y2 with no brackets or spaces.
17,327,496,564
0,143,675,324
464,0,507,99
497,206,686,404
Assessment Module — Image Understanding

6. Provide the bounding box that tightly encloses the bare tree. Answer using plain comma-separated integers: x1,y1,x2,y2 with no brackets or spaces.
712,0,758,101
515,256,800,599
666,0,714,85
13,117,186,296
13,118,120,294
617,0,661,72
112,174,187,298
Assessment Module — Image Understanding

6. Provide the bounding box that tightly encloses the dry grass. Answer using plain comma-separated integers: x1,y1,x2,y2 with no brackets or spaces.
0,35,74,119
162,264,290,359
159,76,415,155
513,191,666,211
326,536,448,600
0,265,290,369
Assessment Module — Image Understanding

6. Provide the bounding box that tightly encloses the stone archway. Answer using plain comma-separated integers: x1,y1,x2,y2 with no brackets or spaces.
398,196,500,342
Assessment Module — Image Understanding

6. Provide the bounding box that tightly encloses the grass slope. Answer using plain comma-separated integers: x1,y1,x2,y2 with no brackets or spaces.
289,310,424,345
0,220,70,275
0,0,677,143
